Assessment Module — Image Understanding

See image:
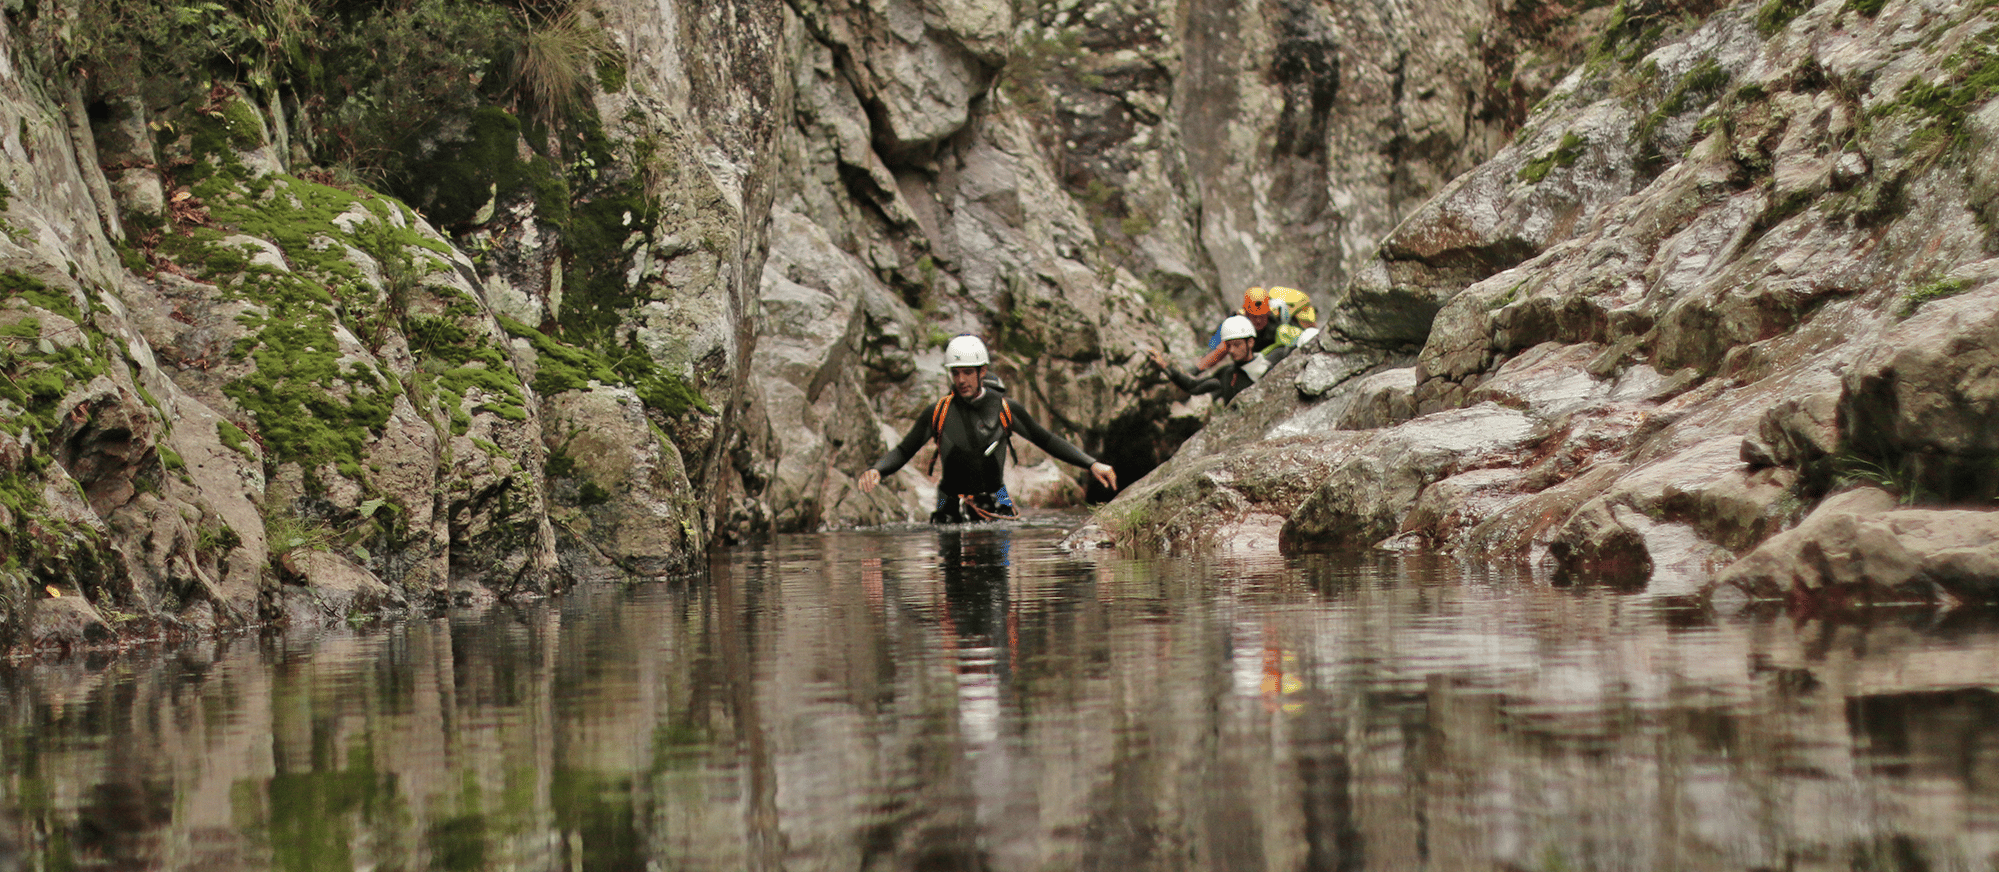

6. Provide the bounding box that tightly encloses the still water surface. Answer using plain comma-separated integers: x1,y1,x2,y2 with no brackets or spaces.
4,516,1999,871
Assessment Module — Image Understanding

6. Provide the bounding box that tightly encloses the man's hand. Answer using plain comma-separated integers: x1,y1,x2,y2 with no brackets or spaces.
1090,461,1118,491
1146,348,1171,370
858,468,881,493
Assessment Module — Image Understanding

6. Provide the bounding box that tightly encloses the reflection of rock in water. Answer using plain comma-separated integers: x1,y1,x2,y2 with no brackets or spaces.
1848,689,1999,772
16,525,1999,870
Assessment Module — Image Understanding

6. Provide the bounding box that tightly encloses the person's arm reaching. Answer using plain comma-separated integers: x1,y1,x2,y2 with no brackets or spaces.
1149,349,1221,396
860,413,933,493
1005,400,1118,490
1193,343,1228,372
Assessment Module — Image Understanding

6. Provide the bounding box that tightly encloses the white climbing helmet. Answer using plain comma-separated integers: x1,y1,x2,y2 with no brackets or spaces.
1219,315,1256,342
943,334,990,368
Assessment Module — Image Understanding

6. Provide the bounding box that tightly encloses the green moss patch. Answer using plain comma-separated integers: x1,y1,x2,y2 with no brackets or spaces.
595,55,628,94
1636,58,1731,142
1758,0,1813,36
403,107,572,229
0,309,112,439
1876,35,1999,152
225,283,399,467
1899,277,1972,315
196,170,447,290
550,178,654,340
398,308,529,438
1589,0,1674,66
179,164,486,468
217,419,256,459
498,316,711,418
1518,132,1588,183
217,97,265,150
0,271,83,323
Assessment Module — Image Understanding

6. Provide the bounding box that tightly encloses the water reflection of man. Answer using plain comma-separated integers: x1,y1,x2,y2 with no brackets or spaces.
937,526,1014,669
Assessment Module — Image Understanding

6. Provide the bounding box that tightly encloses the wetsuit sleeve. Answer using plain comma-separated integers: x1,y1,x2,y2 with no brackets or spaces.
871,413,934,476
1167,362,1223,396
1004,400,1098,468
1164,364,1223,396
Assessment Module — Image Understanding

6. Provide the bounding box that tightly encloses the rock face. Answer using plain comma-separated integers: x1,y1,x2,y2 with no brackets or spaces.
1098,0,1999,603
0,0,791,646
4,0,1568,642
734,0,1604,528
1716,488,1999,605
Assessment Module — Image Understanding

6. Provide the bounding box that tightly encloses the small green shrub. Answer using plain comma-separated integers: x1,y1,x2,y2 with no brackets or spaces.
1758,0,1812,35
1832,454,1926,503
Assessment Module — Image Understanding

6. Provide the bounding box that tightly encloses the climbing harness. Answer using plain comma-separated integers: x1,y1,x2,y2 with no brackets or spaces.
925,393,1014,475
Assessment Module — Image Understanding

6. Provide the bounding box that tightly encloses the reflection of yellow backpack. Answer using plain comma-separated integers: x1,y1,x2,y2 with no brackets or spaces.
1267,287,1315,346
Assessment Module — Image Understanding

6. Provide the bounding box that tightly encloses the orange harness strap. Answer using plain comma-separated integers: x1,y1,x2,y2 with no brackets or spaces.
925,395,1011,475
930,394,1012,434
957,495,1014,521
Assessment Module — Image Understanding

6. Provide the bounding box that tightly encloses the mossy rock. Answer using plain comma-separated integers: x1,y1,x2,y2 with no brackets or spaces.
403,107,571,229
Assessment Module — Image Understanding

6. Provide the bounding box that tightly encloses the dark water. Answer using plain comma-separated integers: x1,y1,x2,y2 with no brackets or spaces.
4,516,1999,871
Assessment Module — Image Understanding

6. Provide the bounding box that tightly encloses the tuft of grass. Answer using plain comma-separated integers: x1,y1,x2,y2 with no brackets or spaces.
1898,277,1971,316
265,511,338,558
1832,454,1927,504
510,3,618,129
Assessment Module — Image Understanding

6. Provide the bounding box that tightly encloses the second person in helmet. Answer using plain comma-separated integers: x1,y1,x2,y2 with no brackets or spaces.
1149,314,1281,405
859,335,1118,523
1188,286,1316,372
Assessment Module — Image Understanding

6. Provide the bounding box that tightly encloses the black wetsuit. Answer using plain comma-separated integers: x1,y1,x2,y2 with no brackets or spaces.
872,388,1099,522
1164,347,1291,404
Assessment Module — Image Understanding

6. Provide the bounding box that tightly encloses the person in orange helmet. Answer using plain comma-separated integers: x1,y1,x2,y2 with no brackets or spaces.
1189,287,1314,371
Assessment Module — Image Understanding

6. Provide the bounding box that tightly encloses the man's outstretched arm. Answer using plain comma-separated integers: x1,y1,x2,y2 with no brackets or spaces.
860,414,933,493
1007,401,1118,491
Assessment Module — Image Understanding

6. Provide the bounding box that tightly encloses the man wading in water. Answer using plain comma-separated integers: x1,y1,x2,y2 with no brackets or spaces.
858,335,1118,523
